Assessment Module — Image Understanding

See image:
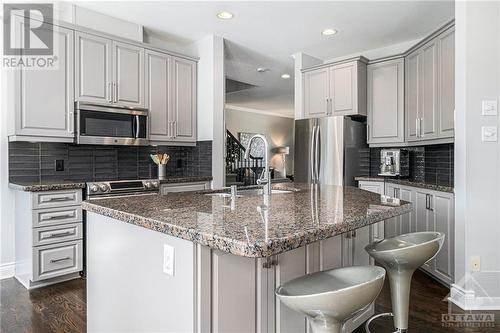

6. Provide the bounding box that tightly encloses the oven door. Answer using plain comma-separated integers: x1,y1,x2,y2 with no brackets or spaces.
76,103,149,145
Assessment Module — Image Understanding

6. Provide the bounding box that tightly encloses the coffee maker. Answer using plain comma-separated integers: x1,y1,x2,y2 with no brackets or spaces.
379,149,402,176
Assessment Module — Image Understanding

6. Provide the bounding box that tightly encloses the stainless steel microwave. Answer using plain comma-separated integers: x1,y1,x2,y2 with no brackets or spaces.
75,102,149,145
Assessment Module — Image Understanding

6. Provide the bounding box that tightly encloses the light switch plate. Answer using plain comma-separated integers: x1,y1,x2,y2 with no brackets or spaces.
163,244,175,276
482,126,498,142
482,100,497,116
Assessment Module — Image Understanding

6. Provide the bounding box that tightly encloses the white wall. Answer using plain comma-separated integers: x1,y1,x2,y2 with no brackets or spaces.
452,1,500,310
190,36,225,188
225,108,295,177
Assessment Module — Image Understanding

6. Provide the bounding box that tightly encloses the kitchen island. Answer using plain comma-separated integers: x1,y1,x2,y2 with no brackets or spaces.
83,183,411,333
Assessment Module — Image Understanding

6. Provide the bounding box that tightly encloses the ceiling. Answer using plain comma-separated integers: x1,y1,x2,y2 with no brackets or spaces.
75,1,454,116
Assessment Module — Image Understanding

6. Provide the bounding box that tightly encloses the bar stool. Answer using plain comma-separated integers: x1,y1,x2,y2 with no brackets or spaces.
364,231,445,332
275,266,386,333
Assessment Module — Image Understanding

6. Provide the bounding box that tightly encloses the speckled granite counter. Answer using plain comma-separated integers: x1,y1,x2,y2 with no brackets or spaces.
355,176,454,193
9,181,86,192
83,183,412,257
10,176,213,192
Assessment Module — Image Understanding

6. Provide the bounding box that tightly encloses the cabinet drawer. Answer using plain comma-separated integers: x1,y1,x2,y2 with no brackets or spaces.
32,190,82,209
32,240,83,282
33,223,83,246
32,206,82,228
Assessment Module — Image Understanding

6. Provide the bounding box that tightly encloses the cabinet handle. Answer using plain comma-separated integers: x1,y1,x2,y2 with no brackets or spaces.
107,82,112,103
419,118,423,137
425,194,433,210
416,118,420,138
262,256,278,268
173,121,177,138
327,98,333,115
40,195,73,203
42,231,73,239
50,256,71,263
352,229,356,238
367,124,370,140
41,212,75,221
113,82,117,103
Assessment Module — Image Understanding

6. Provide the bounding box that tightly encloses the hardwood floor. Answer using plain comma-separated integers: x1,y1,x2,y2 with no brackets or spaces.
1,271,499,332
0,278,86,333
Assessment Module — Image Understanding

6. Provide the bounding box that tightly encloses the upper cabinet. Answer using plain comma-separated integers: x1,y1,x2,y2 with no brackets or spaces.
367,58,405,145
146,50,197,144
75,32,145,108
302,59,367,118
405,25,454,144
7,19,75,141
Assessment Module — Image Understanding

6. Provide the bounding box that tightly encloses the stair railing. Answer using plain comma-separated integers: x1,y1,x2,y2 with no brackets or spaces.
226,129,264,185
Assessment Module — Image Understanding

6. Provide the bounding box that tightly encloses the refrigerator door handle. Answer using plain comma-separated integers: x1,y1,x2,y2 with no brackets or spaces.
315,124,320,182
310,124,317,183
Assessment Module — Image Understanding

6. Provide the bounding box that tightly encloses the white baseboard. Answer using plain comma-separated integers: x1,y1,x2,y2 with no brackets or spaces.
450,283,500,310
0,262,15,280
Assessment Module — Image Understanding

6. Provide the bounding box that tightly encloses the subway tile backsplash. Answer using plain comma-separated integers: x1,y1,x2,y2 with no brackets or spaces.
368,143,454,187
9,141,212,183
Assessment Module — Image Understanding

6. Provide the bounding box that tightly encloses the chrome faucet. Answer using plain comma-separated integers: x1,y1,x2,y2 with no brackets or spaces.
244,134,271,196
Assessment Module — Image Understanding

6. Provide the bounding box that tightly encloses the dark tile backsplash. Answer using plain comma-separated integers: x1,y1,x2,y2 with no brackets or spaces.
367,144,454,187
9,141,212,183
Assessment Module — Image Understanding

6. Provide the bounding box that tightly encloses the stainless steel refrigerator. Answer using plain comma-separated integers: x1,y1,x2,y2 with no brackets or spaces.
294,116,367,186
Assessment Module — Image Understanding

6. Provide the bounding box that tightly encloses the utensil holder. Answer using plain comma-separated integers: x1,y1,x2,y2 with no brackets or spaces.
158,164,166,180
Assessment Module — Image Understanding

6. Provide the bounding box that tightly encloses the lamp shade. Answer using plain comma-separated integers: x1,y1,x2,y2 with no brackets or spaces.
272,146,289,155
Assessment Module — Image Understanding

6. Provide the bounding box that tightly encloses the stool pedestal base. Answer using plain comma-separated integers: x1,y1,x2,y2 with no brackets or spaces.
365,312,408,333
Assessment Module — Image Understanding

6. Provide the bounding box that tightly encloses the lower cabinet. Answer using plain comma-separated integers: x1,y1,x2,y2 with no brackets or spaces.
203,227,374,333
15,189,84,289
358,181,385,242
384,183,454,285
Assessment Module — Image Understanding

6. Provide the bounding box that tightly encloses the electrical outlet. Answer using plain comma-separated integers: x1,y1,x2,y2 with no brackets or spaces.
163,244,175,276
55,159,64,171
471,256,481,272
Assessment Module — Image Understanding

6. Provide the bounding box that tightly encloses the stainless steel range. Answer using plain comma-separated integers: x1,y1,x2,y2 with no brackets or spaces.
85,179,160,200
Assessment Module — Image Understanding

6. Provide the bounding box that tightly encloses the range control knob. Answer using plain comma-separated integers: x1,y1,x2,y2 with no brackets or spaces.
90,185,99,193
144,182,152,189
99,184,109,192
151,181,159,188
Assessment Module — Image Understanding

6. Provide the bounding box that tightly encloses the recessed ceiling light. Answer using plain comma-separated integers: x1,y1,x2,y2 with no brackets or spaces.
322,28,337,36
256,68,270,73
217,11,233,19
281,74,291,79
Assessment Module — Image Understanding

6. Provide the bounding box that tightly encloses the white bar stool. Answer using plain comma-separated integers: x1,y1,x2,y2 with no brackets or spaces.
364,231,445,333
275,266,386,333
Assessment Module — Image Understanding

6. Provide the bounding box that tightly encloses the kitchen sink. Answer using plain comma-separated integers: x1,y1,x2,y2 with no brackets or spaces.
205,188,297,197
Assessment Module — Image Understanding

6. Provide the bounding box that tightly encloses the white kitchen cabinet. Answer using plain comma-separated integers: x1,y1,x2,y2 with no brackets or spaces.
145,50,172,142
367,58,405,145
171,57,197,142
8,20,74,141
113,41,145,107
14,189,83,289
146,53,197,144
303,68,330,118
160,181,210,194
302,59,367,118
358,181,385,242
405,25,454,144
76,33,144,107
384,183,415,238
437,27,455,138
75,32,113,104
430,191,454,285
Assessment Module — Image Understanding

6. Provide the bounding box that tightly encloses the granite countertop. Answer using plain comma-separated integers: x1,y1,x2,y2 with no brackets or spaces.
354,176,454,193
8,181,86,192
82,183,412,258
10,176,213,192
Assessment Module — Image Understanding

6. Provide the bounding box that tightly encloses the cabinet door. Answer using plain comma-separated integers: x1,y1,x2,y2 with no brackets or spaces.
303,68,329,118
172,57,197,142
414,190,433,271
432,192,454,285
146,50,172,141
358,181,385,241
330,63,355,115
113,42,145,107
437,27,455,139
75,32,112,104
405,51,420,141
420,40,438,139
352,226,371,266
399,186,415,235
367,59,404,144
384,183,401,237
211,251,256,333
275,248,307,333
16,23,74,139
